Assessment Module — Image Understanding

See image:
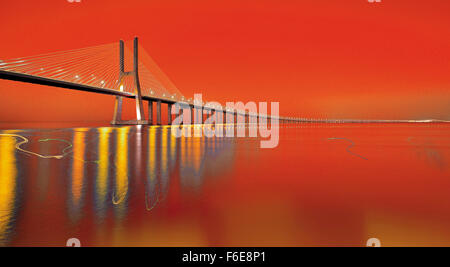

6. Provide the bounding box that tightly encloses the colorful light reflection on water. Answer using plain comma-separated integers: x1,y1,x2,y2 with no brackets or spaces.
0,124,449,247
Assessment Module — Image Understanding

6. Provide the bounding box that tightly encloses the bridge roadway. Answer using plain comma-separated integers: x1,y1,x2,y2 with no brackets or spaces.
4,69,444,124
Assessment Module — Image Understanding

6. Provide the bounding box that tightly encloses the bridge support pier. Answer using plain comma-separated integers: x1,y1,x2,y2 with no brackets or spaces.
217,110,223,125
112,95,123,123
225,111,233,125
204,109,210,124
187,106,191,124
148,101,153,125
157,100,162,125
180,108,184,125
203,109,208,124
185,106,192,125
194,107,198,124
200,108,204,124
197,107,203,124
168,103,173,125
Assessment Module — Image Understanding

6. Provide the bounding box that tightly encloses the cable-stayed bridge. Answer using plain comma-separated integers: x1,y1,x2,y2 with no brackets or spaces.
0,37,295,125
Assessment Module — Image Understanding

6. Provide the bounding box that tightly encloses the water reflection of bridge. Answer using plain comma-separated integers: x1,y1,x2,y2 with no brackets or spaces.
0,126,238,246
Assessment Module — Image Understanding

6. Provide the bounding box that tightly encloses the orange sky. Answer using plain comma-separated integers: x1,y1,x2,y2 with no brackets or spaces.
0,0,449,123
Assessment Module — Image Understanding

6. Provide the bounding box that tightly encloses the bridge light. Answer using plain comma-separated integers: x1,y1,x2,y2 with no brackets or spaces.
75,75,80,79
120,85,124,92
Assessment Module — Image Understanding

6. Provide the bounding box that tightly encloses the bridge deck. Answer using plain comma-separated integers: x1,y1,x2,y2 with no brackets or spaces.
2,69,446,123
0,70,270,118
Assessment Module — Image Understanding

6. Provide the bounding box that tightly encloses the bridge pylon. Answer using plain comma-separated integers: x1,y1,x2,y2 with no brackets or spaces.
111,37,148,125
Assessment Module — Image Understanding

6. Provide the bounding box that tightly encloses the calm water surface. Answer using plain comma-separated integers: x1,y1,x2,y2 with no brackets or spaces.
0,123,449,246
